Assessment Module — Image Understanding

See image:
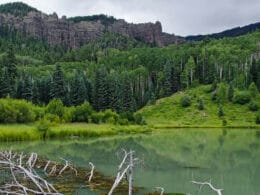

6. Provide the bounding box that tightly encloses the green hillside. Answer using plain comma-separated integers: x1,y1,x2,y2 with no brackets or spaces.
139,85,260,128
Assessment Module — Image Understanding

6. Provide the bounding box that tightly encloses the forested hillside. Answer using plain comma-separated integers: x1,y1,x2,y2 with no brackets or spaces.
0,25,260,116
0,2,259,121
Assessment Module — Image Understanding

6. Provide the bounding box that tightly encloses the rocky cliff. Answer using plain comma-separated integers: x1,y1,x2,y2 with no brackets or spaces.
0,5,184,48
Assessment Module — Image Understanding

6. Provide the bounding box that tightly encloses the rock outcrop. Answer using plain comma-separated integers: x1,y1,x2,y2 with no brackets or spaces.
0,10,184,48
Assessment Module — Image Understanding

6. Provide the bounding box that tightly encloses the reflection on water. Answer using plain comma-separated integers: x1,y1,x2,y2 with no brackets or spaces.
0,128,259,195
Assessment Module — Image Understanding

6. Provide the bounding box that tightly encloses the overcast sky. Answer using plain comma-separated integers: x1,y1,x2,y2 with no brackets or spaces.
1,0,260,36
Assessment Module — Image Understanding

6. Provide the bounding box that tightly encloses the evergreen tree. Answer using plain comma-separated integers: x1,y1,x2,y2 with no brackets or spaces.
228,82,234,101
51,63,66,101
250,58,258,84
163,64,172,96
108,73,122,112
185,56,196,86
5,45,17,79
22,74,32,101
94,67,108,111
171,67,179,93
32,79,39,104
121,73,136,112
70,71,87,106
0,68,11,97
16,77,24,99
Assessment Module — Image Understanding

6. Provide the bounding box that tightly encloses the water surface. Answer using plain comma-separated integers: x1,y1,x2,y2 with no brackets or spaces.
0,128,259,195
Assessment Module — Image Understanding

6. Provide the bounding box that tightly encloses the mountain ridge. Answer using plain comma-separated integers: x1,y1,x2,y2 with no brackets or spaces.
186,22,260,41
0,2,184,48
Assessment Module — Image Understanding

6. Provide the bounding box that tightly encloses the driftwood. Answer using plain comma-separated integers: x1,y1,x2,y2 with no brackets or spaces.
155,187,164,195
108,149,142,195
192,180,223,195
0,150,61,195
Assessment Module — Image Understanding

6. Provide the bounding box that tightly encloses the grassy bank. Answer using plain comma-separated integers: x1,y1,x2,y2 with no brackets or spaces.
139,85,260,128
0,123,152,142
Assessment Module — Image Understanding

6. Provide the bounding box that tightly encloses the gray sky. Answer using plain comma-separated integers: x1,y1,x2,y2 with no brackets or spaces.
1,0,260,36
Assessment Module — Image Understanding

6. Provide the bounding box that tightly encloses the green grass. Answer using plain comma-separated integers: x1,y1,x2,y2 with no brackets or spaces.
139,85,260,128
0,123,151,142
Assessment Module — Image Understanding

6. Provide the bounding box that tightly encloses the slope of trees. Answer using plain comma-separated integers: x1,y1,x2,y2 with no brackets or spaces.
0,28,259,115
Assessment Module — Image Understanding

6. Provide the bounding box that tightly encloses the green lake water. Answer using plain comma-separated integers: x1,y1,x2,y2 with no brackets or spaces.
0,128,259,195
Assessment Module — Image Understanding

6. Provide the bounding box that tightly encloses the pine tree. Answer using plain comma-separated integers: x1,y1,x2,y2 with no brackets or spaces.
228,82,234,101
171,67,179,93
51,63,66,101
94,67,108,111
4,45,17,90
122,72,136,112
0,68,11,97
163,64,172,96
16,77,24,99
22,74,32,101
70,71,87,106
32,79,39,104
250,58,258,84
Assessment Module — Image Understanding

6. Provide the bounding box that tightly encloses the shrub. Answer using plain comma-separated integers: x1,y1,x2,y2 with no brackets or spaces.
197,98,204,110
102,109,119,123
211,91,217,101
118,118,129,125
14,100,36,123
233,92,251,105
44,113,60,124
72,102,93,122
216,82,227,103
134,113,147,125
46,99,64,119
180,96,191,107
228,82,234,101
91,112,103,124
249,82,258,98
120,112,134,122
222,119,227,126
249,101,258,111
256,112,260,124
218,104,224,117
36,119,50,140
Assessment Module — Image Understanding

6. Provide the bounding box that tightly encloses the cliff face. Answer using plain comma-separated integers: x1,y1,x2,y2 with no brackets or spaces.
0,11,184,48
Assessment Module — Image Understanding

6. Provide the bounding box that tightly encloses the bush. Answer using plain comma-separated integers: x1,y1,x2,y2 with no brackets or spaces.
233,92,251,105
14,100,36,123
102,109,119,123
134,113,147,125
0,98,38,123
91,112,103,124
197,98,204,110
256,112,260,124
120,112,134,122
218,104,224,117
216,82,227,103
46,99,64,119
222,119,227,126
118,118,129,125
72,102,93,122
44,113,60,124
249,82,258,98
180,96,191,107
249,101,258,111
36,119,50,140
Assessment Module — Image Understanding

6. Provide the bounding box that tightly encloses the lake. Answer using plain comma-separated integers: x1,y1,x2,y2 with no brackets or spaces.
0,128,259,195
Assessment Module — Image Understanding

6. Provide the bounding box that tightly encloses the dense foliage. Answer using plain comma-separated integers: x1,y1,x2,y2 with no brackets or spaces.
0,98,142,125
0,2,38,17
0,25,259,119
68,14,117,26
